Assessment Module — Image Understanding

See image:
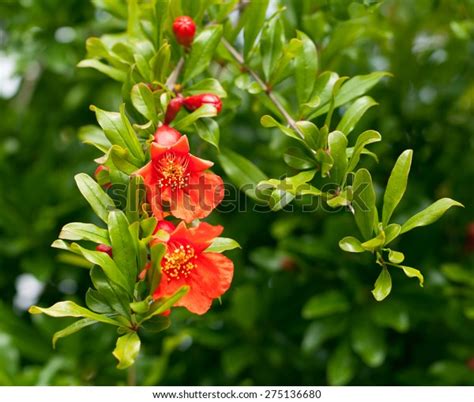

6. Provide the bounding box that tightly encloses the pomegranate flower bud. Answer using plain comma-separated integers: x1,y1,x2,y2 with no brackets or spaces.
154,125,182,146
164,96,183,124
172,16,196,48
154,220,177,234
183,94,222,114
96,244,113,257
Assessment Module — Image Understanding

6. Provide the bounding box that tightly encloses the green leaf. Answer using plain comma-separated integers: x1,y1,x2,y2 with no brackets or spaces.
283,148,316,170
134,54,151,81
361,230,385,252
242,0,269,58
131,83,157,123
352,168,376,240
295,120,320,149
77,59,127,82
52,319,97,348
29,301,120,326
126,175,145,223
103,145,140,175
113,332,140,369
127,0,140,37
108,210,137,286
302,317,347,353
311,72,390,118
59,222,110,245
78,125,112,153
351,319,386,367
372,267,392,301
302,290,350,319
269,38,302,86
184,25,223,82
327,342,356,386
346,130,382,173
172,104,218,131
371,302,410,333
148,242,165,295
184,78,227,98
395,265,424,287
218,148,267,201
194,118,220,150
388,249,405,264
384,223,401,245
150,43,171,82
382,150,413,227
261,115,303,143
90,267,130,317
260,15,284,81
206,237,241,253
336,96,378,135
86,288,113,314
74,173,115,223
144,286,190,320
91,105,144,165
328,131,348,184
295,31,318,106
400,198,464,234
339,236,365,253
152,0,170,46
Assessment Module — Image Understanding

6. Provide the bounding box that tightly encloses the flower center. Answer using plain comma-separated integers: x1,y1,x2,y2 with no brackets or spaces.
156,153,190,190
162,243,197,281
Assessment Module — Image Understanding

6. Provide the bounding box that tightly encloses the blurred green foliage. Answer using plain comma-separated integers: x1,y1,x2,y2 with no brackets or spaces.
0,0,473,385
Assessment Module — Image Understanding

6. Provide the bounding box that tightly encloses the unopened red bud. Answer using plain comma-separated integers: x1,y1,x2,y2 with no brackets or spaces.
96,244,113,257
154,125,182,146
172,16,196,47
161,309,171,317
164,96,184,124
183,94,222,114
154,220,176,235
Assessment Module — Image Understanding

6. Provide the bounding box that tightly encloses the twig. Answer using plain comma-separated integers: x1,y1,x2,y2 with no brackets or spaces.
221,38,304,140
165,58,185,91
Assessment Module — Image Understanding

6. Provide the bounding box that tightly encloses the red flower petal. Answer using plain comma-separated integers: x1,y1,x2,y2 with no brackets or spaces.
191,252,234,299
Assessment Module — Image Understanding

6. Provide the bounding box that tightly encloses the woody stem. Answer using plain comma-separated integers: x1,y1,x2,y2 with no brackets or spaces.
221,38,304,140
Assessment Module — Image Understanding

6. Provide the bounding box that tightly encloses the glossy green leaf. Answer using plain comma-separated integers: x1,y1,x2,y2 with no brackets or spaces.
302,317,347,353
339,236,365,253
91,105,144,165
218,148,267,201
194,118,220,150
172,104,218,131
113,332,140,369
269,38,302,85
86,288,113,314
261,115,303,143
29,301,120,326
185,78,227,98
52,319,97,348
346,130,382,173
283,148,316,170
206,237,241,253
336,96,378,135
59,222,110,245
351,319,386,367
77,59,127,82
295,120,320,149
395,265,424,287
302,290,350,319
148,242,165,295
327,342,356,385
328,131,348,184
261,16,284,81
295,31,318,106
126,175,145,223
131,83,157,123
384,223,401,245
372,267,392,301
108,210,137,286
242,0,269,58
144,285,189,320
352,168,376,240
184,25,223,82
90,267,130,317
382,150,413,227
371,302,410,333
78,125,112,153
400,198,464,234
152,0,170,46
74,173,115,223
361,230,385,251
388,249,405,264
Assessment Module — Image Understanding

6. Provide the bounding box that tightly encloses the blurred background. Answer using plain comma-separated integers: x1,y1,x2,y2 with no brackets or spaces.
0,0,473,385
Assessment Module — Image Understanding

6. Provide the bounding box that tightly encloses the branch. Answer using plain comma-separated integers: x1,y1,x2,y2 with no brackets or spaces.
222,38,304,140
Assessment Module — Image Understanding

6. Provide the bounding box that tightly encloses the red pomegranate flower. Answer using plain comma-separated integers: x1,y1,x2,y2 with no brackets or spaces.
152,221,234,315
135,126,224,223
